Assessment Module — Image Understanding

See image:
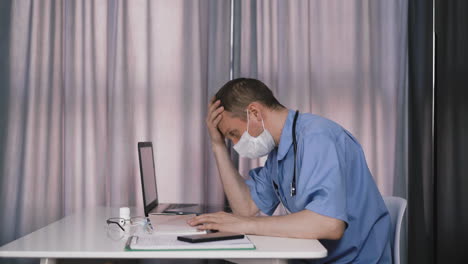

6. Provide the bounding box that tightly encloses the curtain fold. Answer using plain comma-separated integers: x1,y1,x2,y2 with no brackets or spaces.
0,4,13,262
0,0,230,247
407,0,434,263
434,0,468,262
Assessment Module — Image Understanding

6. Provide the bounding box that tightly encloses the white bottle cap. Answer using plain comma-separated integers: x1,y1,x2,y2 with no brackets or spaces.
120,207,130,220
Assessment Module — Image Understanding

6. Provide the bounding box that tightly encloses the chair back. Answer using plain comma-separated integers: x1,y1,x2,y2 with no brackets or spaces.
383,196,407,264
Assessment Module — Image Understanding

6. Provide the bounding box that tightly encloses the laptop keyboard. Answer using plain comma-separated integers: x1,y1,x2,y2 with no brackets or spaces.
165,204,196,210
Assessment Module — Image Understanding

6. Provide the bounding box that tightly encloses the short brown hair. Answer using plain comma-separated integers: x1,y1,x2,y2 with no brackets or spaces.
215,78,284,119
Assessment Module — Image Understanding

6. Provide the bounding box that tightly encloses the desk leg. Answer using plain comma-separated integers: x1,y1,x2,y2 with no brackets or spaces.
225,259,288,264
40,258,57,264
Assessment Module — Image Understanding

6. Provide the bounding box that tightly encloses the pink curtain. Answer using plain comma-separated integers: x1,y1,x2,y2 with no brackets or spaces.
0,0,230,246
235,0,408,198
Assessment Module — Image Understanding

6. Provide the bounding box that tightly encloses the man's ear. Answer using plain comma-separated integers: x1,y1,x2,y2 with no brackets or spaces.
247,102,263,122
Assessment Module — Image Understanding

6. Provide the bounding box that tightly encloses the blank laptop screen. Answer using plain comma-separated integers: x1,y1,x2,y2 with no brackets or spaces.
140,146,158,206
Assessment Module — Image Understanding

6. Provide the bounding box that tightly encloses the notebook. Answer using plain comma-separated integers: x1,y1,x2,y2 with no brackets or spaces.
126,234,256,251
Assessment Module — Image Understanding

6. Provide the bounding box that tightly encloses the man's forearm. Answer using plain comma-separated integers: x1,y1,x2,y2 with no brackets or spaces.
212,144,258,216
247,210,345,240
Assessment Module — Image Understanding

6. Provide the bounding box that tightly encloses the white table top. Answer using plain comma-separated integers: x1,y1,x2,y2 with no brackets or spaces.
0,207,327,259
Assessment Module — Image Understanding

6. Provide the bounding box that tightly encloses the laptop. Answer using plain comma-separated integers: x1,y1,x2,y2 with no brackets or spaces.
138,142,229,216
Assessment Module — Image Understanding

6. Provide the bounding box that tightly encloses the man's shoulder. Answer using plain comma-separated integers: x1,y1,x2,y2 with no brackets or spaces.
298,113,345,140
298,113,363,150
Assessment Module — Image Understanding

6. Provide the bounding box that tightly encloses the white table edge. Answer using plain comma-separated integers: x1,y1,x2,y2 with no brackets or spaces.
0,250,327,259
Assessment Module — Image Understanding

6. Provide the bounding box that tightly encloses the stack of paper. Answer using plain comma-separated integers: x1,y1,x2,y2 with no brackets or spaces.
148,214,206,235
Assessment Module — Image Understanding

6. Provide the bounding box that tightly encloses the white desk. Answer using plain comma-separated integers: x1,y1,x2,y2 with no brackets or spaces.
0,207,327,264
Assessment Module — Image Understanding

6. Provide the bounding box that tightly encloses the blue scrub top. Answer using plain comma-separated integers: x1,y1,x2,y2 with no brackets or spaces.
245,110,392,264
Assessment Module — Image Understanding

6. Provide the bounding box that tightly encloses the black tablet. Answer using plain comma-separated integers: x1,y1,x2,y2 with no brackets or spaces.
177,232,245,243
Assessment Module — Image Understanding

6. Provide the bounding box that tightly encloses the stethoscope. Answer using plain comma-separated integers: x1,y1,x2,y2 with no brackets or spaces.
272,110,299,202
291,110,299,196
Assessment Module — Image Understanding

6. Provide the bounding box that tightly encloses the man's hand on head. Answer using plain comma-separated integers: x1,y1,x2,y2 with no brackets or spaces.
206,98,226,148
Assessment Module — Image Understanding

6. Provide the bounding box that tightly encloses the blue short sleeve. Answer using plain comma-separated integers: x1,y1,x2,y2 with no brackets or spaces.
245,159,279,216
298,133,349,225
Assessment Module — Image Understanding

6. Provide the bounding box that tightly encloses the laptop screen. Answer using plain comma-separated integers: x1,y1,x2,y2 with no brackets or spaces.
138,144,158,209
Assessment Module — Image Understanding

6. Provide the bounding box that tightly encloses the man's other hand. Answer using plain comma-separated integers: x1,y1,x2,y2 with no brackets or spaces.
205,98,225,147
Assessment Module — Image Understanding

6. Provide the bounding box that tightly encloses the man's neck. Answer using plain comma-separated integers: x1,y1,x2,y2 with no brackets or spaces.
266,107,290,146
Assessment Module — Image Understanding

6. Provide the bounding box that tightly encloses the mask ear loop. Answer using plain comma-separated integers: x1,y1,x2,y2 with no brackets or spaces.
247,109,266,134
246,109,251,134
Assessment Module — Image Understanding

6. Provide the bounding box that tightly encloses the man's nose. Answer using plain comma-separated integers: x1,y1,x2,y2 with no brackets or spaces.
232,139,239,145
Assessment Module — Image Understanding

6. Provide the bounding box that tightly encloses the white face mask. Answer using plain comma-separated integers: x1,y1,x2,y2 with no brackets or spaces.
233,110,276,159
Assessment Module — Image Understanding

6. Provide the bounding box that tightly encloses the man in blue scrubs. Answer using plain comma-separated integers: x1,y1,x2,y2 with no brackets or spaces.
188,78,392,263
